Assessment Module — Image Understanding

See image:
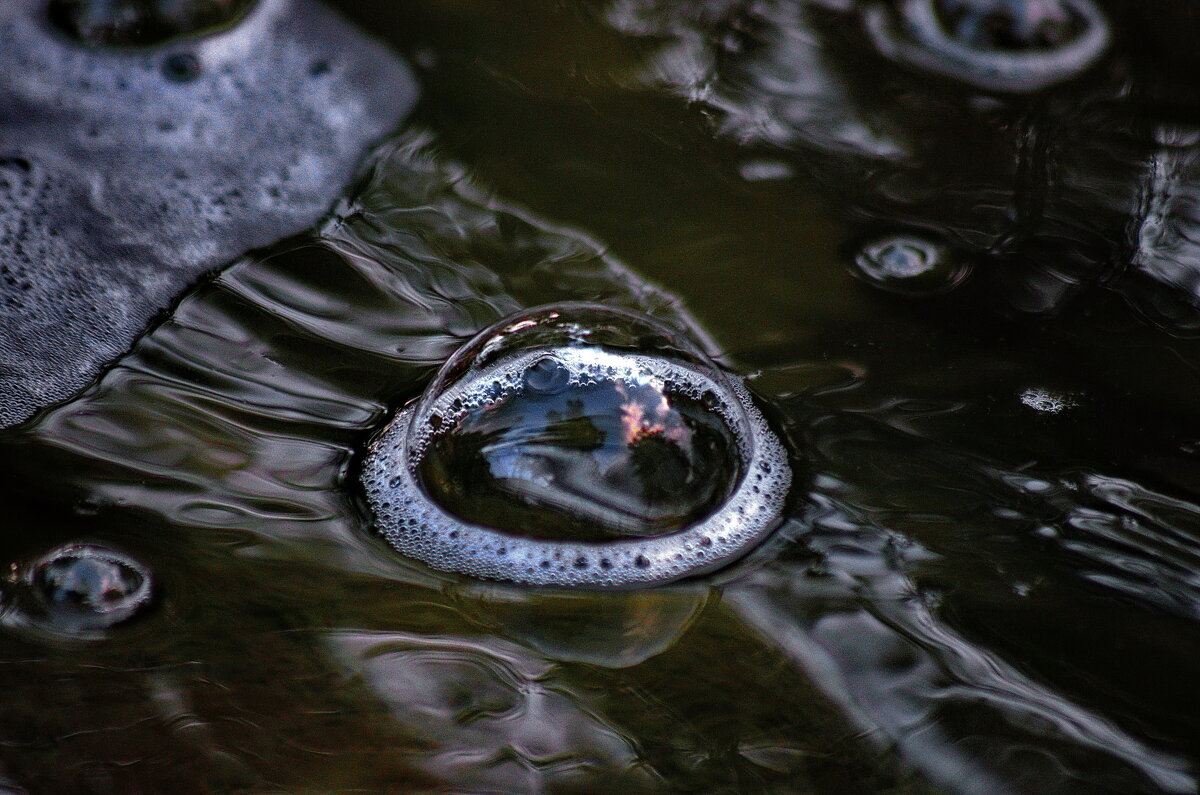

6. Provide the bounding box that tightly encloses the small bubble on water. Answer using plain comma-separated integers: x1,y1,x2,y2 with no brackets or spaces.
851,234,969,296
20,544,154,635
522,355,572,395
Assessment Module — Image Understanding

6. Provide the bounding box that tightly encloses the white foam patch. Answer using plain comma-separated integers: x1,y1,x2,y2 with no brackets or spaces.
0,0,417,427
362,347,791,587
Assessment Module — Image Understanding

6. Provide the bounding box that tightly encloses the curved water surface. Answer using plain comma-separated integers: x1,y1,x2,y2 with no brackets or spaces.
3,1,1200,792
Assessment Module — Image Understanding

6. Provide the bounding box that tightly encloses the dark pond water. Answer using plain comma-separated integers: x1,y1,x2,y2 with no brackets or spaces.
3,0,1200,792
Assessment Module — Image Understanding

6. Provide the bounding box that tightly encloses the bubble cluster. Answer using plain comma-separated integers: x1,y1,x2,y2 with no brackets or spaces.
362,304,791,588
1020,388,1075,414
862,0,1110,93
6,544,155,638
851,234,970,296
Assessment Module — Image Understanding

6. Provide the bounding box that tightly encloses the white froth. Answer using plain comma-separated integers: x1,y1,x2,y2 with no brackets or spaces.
362,346,791,587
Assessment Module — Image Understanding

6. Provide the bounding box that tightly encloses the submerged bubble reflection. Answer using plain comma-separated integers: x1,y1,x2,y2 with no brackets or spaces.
363,303,791,587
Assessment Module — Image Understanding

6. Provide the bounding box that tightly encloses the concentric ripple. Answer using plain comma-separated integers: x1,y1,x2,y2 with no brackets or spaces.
362,303,790,587
851,234,971,296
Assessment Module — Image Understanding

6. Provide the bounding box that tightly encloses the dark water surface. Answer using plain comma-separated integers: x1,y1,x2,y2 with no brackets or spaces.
3,0,1200,792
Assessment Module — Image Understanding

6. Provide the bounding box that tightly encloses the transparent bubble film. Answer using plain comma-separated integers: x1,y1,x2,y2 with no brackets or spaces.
362,304,790,587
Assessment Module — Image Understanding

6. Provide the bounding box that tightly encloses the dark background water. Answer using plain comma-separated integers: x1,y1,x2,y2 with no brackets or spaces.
3,0,1200,792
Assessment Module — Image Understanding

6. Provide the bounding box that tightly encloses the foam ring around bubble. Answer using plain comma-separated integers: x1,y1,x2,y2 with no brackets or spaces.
362,338,790,588
862,0,1109,93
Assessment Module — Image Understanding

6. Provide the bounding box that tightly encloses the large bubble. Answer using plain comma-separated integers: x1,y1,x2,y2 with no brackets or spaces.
863,0,1110,93
362,303,790,588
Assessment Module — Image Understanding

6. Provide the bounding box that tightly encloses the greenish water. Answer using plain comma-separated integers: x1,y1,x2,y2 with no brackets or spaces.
3,0,1200,792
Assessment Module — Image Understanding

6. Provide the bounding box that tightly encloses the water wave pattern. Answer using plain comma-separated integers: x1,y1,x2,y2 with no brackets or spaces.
728,420,1198,793
0,116,1197,793
325,629,663,791
0,133,883,792
602,0,1200,319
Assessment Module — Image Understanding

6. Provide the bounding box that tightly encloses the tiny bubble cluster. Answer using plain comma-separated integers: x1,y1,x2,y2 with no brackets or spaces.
1020,387,1075,414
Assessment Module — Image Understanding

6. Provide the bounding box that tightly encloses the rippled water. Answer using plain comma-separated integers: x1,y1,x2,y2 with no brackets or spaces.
4,0,1200,792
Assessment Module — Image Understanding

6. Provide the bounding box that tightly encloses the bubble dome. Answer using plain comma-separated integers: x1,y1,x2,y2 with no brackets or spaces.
362,303,791,588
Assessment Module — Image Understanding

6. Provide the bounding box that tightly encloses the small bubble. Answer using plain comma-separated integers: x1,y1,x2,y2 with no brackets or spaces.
851,234,969,296
20,544,154,636
522,355,571,395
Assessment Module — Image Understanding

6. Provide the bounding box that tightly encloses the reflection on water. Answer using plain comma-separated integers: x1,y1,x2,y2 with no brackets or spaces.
327,630,661,791
418,349,741,542
3,0,1200,791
